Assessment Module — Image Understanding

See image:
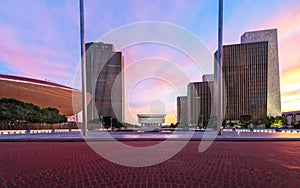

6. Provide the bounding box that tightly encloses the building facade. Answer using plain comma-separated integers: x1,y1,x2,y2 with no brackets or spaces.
221,41,269,120
241,29,281,117
85,42,124,122
216,29,281,120
182,29,281,123
187,81,213,126
177,96,188,126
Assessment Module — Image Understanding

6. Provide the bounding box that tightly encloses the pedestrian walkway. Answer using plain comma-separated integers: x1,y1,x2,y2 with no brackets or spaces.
0,141,299,187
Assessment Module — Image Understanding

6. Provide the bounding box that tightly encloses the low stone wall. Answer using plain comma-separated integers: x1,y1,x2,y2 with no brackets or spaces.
0,129,81,135
0,122,78,130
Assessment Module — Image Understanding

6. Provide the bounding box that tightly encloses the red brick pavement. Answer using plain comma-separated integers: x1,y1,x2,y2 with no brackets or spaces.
0,141,299,187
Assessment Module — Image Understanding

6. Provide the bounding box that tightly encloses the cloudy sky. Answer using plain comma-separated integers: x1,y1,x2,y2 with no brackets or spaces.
0,0,299,123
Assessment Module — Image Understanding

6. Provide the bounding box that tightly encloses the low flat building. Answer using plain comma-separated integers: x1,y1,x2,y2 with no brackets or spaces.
137,114,166,127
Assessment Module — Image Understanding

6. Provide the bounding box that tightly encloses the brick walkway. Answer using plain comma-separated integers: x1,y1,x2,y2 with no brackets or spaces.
0,141,299,187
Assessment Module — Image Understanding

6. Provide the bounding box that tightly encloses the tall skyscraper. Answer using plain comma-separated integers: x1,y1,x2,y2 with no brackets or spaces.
241,29,281,117
85,42,124,122
181,29,281,123
221,41,269,120
217,28,281,120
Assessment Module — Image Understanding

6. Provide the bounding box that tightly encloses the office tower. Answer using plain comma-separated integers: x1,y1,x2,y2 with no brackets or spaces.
177,96,188,125
221,41,268,120
241,29,281,117
187,81,213,126
179,29,281,122
217,29,281,120
85,42,124,122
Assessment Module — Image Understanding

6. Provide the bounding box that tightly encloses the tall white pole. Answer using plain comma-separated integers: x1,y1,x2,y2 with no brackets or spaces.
217,0,223,135
80,0,88,136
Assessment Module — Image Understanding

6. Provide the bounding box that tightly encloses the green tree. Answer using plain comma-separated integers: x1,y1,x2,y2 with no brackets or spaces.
0,98,66,124
102,116,123,130
282,117,288,128
262,117,271,128
222,119,227,128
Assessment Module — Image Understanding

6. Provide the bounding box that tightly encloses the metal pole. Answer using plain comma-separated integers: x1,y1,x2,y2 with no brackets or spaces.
80,0,88,136
110,117,113,131
217,0,223,135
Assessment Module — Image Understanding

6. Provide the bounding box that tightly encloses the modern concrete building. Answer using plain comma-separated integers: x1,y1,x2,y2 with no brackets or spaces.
183,29,281,123
85,42,124,122
241,29,281,117
177,96,188,126
215,29,281,120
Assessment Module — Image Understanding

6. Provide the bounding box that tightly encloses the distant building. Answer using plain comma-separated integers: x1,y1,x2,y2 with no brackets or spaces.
177,96,188,125
202,74,214,82
216,28,281,120
187,81,213,126
137,114,166,127
282,111,300,125
85,42,124,122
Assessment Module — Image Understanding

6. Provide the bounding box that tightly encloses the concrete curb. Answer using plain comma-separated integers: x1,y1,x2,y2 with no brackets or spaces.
0,137,300,142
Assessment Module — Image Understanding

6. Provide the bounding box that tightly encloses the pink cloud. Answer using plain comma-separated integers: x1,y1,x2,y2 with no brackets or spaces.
0,23,72,83
258,2,300,72
0,1,81,86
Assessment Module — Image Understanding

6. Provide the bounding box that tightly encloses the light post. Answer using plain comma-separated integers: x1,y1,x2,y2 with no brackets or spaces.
200,114,204,129
79,0,88,136
217,0,223,135
100,115,103,130
110,117,113,131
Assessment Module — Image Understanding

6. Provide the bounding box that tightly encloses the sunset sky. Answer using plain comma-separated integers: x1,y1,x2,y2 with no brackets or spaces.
0,0,299,124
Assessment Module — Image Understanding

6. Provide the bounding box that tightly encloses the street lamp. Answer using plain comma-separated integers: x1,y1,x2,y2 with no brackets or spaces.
79,0,88,136
217,0,223,135
110,117,113,131
200,114,204,129
100,115,103,130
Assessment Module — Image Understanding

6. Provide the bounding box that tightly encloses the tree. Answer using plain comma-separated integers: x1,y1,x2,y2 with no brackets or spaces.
250,118,259,125
203,121,209,128
222,119,227,128
102,116,123,130
262,117,271,128
0,98,67,124
170,123,177,128
241,115,252,121
240,115,252,128
281,117,288,128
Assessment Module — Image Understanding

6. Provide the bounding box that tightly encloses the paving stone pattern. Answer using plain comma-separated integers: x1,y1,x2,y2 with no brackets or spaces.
0,141,299,188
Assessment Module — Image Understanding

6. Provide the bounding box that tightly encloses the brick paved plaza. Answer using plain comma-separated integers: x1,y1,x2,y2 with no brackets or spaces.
0,141,299,187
